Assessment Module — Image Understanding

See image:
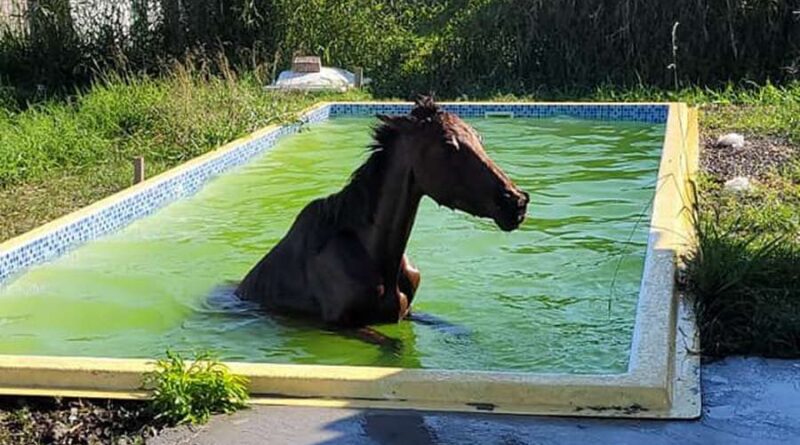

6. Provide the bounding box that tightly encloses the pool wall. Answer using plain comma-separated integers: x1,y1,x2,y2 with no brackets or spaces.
0,102,700,418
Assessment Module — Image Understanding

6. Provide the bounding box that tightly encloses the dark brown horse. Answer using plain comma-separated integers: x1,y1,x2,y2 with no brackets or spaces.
237,97,529,327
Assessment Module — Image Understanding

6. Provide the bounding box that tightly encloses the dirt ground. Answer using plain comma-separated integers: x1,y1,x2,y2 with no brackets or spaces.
701,134,798,182
0,397,156,445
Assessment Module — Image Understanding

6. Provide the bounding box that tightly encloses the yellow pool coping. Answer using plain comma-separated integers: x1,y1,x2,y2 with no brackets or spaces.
0,102,700,418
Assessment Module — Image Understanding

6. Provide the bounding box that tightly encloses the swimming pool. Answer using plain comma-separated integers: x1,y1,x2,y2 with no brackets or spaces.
0,102,700,417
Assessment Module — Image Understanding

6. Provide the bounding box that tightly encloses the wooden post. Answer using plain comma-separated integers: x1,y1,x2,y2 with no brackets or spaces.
354,67,363,88
133,156,145,184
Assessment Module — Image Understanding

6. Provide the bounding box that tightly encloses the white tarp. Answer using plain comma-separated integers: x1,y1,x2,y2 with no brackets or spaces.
267,67,370,91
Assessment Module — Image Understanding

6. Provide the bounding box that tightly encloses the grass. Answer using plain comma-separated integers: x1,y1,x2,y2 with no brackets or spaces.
685,204,800,357
145,351,249,426
683,170,800,358
0,61,370,242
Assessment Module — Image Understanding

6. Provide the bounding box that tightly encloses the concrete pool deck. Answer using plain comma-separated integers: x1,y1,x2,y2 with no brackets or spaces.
150,357,800,445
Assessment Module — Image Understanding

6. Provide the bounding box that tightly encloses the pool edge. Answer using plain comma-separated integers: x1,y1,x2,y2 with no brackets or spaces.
0,101,700,418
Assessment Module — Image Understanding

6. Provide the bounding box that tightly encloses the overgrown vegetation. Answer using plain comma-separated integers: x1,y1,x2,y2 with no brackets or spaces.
0,59,369,189
0,59,369,241
1,0,797,100
686,199,800,357
675,84,800,357
145,351,249,425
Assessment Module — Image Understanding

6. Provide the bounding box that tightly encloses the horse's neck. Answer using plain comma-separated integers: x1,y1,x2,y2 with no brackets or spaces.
360,141,422,287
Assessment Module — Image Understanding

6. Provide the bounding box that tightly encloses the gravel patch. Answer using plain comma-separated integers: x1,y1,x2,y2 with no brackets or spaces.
701,134,799,182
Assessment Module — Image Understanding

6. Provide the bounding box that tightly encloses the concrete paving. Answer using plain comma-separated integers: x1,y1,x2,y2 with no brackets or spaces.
150,357,800,445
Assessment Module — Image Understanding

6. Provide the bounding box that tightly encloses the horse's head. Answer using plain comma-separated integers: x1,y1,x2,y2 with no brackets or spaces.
378,96,529,231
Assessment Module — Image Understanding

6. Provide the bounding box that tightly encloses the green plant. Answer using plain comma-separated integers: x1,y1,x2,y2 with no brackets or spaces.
145,351,249,425
685,203,800,357
0,60,370,242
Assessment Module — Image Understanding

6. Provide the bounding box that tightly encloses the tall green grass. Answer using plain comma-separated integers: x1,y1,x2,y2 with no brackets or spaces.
0,58,369,241
686,203,800,357
0,59,369,189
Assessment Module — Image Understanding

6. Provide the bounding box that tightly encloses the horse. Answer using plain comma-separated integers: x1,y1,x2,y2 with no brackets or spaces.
236,96,529,327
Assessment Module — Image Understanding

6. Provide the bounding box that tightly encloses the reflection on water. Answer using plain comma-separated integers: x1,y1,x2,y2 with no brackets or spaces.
0,116,664,373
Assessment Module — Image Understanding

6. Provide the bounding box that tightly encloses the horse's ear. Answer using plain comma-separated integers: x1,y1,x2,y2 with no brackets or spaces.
414,94,433,107
410,96,440,122
414,93,437,107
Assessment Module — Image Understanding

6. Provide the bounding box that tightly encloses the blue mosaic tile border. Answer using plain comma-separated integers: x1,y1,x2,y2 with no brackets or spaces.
0,102,667,284
330,103,668,123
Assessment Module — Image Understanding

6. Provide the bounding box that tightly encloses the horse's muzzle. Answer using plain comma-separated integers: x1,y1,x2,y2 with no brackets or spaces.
495,189,529,231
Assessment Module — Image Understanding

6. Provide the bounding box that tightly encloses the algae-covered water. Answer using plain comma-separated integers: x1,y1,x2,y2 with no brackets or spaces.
0,117,664,373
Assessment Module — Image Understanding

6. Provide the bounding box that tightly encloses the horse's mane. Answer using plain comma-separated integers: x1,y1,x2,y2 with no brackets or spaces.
315,96,442,229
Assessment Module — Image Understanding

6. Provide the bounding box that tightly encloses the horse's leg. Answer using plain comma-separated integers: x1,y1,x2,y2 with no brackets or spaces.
398,254,421,304
374,287,411,322
368,254,420,322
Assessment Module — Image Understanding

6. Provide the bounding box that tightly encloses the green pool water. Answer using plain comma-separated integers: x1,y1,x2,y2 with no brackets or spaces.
0,116,665,373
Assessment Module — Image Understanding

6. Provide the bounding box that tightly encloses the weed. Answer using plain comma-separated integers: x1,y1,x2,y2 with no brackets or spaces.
685,199,800,357
145,351,249,426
